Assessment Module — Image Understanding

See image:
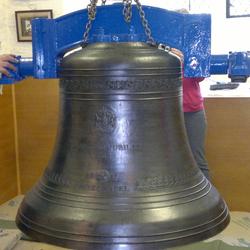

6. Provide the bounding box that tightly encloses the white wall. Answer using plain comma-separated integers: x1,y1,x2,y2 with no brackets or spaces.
0,0,63,56
190,0,250,54
63,0,88,14
63,0,189,14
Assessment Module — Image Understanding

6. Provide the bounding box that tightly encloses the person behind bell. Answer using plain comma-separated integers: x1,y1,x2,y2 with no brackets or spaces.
171,47,210,180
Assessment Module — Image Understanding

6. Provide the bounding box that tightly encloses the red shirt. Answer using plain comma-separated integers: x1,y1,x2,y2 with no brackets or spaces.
183,77,204,112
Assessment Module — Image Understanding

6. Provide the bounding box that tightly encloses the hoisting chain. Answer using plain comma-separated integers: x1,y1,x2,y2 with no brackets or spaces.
123,0,133,23
82,0,171,51
133,0,155,45
82,0,98,44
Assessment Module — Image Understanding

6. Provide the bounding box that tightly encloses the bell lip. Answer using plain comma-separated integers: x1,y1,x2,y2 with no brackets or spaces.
15,194,230,248
16,209,230,249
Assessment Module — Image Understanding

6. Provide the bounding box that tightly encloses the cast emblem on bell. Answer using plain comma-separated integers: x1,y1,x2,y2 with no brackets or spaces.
15,1,230,250
95,106,117,133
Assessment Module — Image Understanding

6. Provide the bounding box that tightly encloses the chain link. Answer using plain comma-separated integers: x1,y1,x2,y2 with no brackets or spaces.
82,0,99,44
123,0,133,23
82,0,166,49
87,0,99,20
134,0,155,45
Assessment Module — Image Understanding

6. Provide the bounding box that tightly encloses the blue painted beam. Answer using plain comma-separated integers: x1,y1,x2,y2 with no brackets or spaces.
1,4,213,83
210,52,250,81
32,4,211,79
210,55,229,75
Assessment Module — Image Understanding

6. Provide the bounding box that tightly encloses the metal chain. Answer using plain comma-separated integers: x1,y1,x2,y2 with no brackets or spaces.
82,0,99,44
133,0,156,45
123,0,133,23
82,0,169,50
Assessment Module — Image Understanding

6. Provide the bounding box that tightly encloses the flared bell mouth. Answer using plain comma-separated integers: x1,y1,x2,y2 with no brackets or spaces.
16,201,229,249
16,172,230,249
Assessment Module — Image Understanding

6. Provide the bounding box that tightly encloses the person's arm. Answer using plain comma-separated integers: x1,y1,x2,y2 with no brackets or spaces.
0,54,17,77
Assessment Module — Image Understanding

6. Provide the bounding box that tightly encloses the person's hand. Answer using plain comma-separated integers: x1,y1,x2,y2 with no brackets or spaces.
171,48,184,61
0,54,17,77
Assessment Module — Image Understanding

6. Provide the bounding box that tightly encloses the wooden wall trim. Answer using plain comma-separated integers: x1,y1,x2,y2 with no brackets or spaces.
13,79,250,211
11,85,21,194
0,85,18,204
205,98,250,211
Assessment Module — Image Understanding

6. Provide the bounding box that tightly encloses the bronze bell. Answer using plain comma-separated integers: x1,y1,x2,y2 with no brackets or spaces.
16,42,229,250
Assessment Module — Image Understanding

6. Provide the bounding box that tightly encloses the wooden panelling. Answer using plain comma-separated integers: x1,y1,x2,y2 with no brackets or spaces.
0,85,17,203
205,98,250,211
15,78,59,192
14,78,250,211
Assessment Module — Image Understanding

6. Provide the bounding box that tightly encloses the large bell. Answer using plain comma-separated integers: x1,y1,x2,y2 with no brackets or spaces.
16,42,229,250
